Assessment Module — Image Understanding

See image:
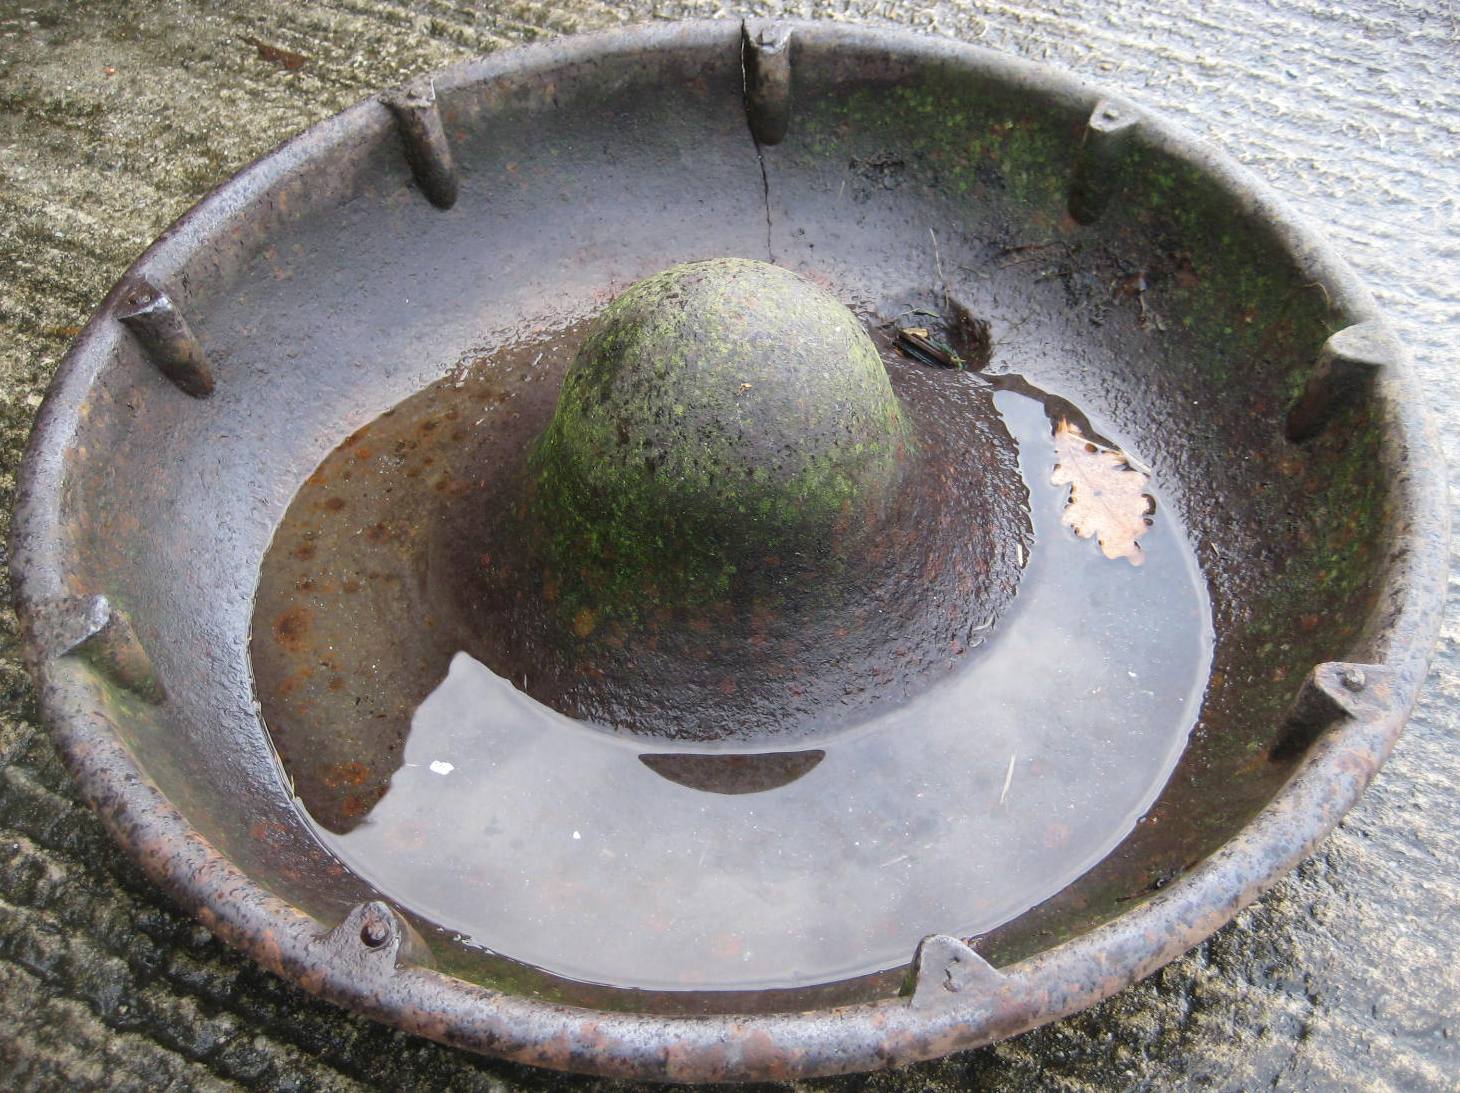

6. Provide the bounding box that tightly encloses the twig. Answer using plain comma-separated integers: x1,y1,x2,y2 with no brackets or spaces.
998,752,1016,806
895,327,962,369
929,227,947,309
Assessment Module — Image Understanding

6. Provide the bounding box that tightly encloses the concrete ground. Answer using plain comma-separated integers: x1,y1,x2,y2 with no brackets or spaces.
1,1,1457,1089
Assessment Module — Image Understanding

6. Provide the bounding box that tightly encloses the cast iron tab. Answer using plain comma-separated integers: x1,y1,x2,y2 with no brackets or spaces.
1069,98,1141,225
116,281,214,398
910,934,1005,1008
1272,661,1394,760
742,20,793,145
1285,321,1399,441
383,77,459,210
29,594,163,704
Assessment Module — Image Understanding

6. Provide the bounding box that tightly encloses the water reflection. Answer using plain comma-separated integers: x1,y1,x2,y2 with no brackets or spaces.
318,391,1211,991
639,751,826,794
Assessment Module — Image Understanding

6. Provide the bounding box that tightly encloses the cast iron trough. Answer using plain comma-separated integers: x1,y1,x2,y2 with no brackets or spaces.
9,19,1448,1082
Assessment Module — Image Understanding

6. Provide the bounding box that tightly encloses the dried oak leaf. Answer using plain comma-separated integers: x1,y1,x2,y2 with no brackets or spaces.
1050,418,1153,566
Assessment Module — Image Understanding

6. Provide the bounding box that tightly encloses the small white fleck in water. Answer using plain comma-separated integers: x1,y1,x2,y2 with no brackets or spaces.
572,830,582,840
429,760,454,775
999,752,1017,806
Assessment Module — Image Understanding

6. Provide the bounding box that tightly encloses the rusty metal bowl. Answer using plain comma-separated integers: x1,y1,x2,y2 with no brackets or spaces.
10,19,1446,1082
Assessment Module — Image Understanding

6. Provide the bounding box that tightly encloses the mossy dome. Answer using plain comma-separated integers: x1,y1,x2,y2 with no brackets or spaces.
530,258,912,601
435,258,1031,741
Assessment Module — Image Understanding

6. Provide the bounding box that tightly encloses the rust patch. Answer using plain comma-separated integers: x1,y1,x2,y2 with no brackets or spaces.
323,760,371,788
273,606,314,652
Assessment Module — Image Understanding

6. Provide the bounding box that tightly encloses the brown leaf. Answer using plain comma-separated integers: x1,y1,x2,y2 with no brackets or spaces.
1050,418,1153,565
244,35,311,71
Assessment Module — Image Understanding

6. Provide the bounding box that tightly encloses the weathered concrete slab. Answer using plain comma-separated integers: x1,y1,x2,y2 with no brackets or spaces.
1,1,1456,1089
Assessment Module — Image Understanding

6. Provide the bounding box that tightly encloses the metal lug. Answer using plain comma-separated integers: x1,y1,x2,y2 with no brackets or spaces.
117,281,215,398
743,21,793,146
1285,321,1398,441
383,77,459,210
1273,661,1393,760
1068,99,1140,224
910,934,1004,1008
31,594,164,704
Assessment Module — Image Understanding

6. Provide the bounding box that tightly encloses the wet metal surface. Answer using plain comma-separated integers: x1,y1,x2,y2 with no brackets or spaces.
2,7,1449,1085
250,333,1210,994
251,311,1036,828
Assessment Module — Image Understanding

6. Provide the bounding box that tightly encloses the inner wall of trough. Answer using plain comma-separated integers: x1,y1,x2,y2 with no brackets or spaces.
988,137,1390,963
57,26,771,942
57,35,1389,991
758,54,1390,960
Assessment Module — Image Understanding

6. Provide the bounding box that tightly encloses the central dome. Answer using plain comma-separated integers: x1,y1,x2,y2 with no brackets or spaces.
424,261,1034,745
530,258,912,611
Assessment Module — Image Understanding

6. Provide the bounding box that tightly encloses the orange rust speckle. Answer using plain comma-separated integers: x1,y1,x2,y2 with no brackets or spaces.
273,607,313,652
363,523,391,544
323,760,371,789
1236,749,1272,776
573,608,597,638
322,496,346,512
276,669,312,696
327,675,346,692
342,578,362,593
248,820,289,845
739,1030,785,1079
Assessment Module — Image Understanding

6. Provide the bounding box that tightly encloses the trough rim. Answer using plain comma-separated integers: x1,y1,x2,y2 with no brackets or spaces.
9,18,1449,1083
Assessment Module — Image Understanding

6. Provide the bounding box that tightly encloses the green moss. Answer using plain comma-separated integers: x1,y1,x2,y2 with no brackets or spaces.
793,74,1077,218
529,259,911,627
1126,148,1337,380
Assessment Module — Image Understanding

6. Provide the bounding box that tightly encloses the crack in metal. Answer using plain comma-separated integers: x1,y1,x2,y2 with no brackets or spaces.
740,31,776,263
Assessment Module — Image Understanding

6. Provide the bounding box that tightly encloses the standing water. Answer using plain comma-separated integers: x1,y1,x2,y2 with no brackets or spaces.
250,308,1212,995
